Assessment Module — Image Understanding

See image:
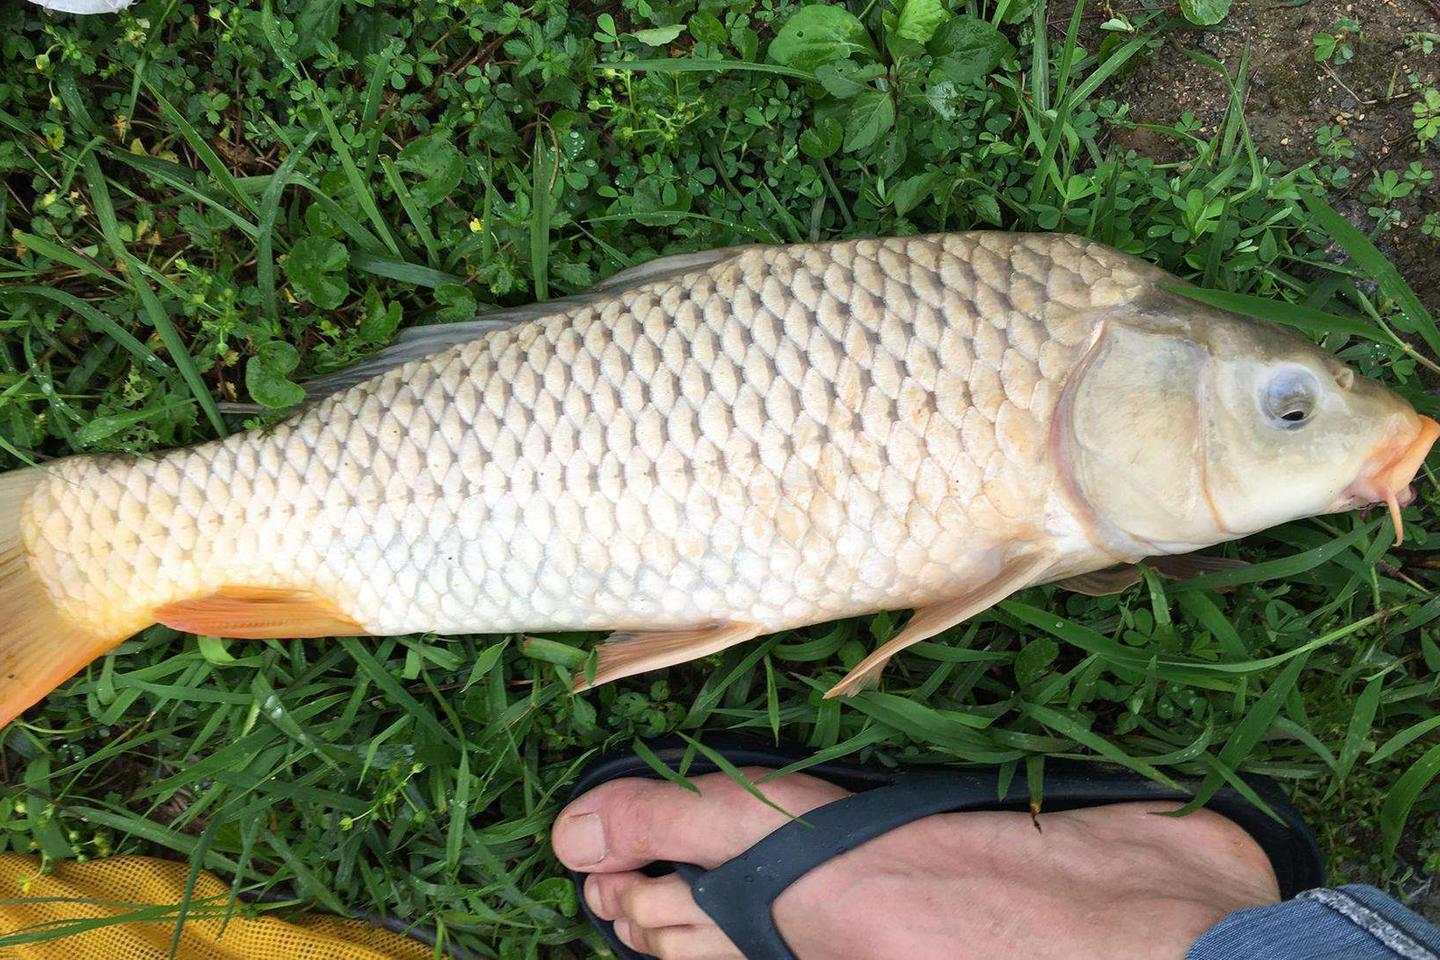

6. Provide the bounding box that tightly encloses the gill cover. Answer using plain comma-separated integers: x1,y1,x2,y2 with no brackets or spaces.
1062,318,1221,554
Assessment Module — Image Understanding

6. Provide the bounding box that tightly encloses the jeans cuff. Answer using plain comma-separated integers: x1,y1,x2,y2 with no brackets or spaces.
1187,885,1440,959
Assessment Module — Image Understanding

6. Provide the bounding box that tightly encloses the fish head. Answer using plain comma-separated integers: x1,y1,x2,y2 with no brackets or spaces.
1060,298,1436,554
1201,316,1436,546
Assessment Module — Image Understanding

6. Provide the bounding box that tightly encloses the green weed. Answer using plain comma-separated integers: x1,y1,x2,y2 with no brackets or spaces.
0,0,1437,955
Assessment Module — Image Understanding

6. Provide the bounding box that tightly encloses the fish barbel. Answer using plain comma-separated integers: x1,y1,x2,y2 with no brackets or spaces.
0,232,1434,723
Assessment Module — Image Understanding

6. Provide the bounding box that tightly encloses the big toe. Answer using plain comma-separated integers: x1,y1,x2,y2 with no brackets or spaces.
552,768,849,873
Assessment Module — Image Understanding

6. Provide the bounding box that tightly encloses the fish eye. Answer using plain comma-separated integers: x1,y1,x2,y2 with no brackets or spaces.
1261,368,1320,429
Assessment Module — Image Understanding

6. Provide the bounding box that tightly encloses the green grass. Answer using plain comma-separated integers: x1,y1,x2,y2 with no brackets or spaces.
1,0,1439,955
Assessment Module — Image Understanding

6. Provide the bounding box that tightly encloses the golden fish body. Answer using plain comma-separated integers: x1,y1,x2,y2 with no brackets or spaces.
1,232,1433,722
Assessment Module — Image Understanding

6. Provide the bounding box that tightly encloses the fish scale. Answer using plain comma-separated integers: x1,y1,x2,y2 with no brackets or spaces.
19,232,1158,647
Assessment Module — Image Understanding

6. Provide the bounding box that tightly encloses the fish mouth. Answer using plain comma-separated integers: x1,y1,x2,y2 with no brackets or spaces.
1339,414,1439,545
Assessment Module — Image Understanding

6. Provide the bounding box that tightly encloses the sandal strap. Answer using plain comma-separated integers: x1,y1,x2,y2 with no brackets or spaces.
677,771,1010,959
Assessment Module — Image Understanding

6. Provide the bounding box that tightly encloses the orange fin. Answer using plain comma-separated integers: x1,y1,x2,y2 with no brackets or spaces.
0,469,127,728
574,621,764,691
154,586,366,639
825,551,1055,699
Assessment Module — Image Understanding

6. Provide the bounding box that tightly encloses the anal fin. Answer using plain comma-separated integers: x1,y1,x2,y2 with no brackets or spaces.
574,621,764,691
824,551,1055,698
154,586,367,639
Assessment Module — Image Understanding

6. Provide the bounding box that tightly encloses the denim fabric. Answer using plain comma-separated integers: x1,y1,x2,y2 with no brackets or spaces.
1187,886,1440,959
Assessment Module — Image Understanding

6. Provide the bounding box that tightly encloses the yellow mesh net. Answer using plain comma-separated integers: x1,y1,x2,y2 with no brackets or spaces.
0,853,434,959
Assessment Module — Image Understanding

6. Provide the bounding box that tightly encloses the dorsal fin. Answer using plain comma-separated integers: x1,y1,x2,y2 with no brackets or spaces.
588,245,752,291
300,245,753,403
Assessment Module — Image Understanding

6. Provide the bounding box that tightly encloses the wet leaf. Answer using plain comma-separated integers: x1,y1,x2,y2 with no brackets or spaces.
688,11,727,46
891,170,938,217
895,0,949,43
1179,0,1231,26
246,340,307,408
295,0,341,56
632,24,684,46
1014,637,1059,687
843,89,894,152
799,116,844,159
929,17,1013,84
435,283,478,323
284,235,350,309
769,5,875,71
396,135,464,207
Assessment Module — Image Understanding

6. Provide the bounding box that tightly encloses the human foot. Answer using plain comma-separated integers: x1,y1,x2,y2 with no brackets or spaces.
551,767,1281,960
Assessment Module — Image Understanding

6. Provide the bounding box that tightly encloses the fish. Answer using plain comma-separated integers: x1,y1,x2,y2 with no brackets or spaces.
0,232,1434,725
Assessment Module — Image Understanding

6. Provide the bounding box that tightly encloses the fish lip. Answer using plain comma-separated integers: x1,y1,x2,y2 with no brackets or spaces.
1336,415,1438,543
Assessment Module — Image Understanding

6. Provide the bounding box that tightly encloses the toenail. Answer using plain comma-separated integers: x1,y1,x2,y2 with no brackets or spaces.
614,918,635,944
557,812,606,868
584,876,606,915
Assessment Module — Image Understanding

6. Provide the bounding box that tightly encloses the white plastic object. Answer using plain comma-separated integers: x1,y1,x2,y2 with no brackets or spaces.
25,0,136,14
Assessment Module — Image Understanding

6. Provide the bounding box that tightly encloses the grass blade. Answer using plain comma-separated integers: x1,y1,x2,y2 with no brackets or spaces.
631,738,701,794
104,150,260,240
12,232,119,284
1380,742,1440,859
609,58,814,80
8,286,167,374
338,638,459,749
1302,193,1440,356
1168,523,1376,592
380,156,441,267
676,732,807,822
1020,702,1180,788
350,252,463,288
312,96,403,257
445,749,471,877
1368,715,1440,767
1168,285,1386,343
1171,653,1310,817
257,132,318,326
1328,675,1383,797
143,83,258,217
530,134,554,301
82,153,226,436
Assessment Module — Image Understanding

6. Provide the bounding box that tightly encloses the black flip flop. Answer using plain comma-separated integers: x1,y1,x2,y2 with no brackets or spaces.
565,736,1324,960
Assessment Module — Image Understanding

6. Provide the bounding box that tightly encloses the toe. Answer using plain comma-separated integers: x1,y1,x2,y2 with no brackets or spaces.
618,921,743,960
553,769,848,873
583,871,636,921
614,917,649,954
620,874,711,928
587,872,710,927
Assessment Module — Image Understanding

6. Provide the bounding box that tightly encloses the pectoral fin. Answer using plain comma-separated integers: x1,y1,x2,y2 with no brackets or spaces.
1053,566,1145,596
574,620,765,691
154,586,367,638
1055,554,1249,596
824,551,1055,698
1148,554,1248,582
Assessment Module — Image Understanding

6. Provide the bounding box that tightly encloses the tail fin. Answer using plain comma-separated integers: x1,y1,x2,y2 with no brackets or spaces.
0,469,124,728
